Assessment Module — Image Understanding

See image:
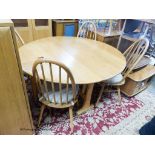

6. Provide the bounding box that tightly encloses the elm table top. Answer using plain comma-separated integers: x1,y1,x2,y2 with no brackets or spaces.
19,36,126,84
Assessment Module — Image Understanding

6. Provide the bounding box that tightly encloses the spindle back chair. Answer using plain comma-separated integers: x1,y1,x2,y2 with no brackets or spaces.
32,58,78,133
96,38,149,106
77,21,97,40
77,21,97,94
122,38,149,79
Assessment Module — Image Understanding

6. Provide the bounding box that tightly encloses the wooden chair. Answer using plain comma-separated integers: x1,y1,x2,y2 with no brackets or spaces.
96,38,149,105
77,21,97,94
77,21,97,40
32,58,79,133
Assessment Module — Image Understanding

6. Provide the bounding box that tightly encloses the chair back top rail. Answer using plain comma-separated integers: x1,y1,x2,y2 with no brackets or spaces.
122,38,149,79
77,21,97,40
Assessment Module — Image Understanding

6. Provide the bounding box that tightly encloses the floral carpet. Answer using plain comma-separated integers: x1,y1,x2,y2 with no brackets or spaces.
27,77,155,135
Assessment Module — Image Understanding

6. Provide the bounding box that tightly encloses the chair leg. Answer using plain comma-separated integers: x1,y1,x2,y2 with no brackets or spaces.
82,84,87,94
117,86,121,105
31,77,38,104
95,84,105,107
108,85,112,98
69,107,74,134
38,104,46,127
46,106,52,115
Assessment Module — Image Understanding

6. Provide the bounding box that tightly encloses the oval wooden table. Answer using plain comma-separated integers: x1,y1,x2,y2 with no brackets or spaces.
19,36,126,115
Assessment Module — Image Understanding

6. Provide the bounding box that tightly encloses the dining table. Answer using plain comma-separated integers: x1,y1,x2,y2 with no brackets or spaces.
19,36,126,115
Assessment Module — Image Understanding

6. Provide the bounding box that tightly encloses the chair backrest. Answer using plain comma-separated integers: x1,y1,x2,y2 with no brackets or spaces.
14,29,25,46
77,21,97,40
32,58,77,107
122,38,149,79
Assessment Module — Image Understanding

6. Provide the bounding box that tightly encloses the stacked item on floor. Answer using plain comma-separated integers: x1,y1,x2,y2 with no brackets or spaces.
120,34,155,97
121,64,155,97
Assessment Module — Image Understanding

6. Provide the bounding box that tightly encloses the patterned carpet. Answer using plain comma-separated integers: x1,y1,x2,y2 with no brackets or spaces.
28,76,155,135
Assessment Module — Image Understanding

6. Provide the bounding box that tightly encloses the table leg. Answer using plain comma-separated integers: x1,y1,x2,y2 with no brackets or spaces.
77,83,94,115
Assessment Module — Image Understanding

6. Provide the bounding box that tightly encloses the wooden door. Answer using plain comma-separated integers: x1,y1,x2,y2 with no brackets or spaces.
0,26,34,134
12,19,33,46
32,19,52,40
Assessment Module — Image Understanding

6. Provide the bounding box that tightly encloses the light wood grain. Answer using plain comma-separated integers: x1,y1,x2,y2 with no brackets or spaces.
32,58,77,107
96,38,149,105
19,36,126,115
12,19,34,44
19,36,126,84
77,84,94,115
0,20,34,134
123,38,149,79
0,19,13,26
32,19,52,40
120,76,151,97
14,29,25,46
128,65,155,81
33,58,78,132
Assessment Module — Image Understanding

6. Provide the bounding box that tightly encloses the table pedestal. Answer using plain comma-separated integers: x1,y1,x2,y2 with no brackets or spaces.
77,83,94,115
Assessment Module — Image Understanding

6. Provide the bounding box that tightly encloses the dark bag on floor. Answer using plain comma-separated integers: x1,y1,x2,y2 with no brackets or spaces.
139,116,155,135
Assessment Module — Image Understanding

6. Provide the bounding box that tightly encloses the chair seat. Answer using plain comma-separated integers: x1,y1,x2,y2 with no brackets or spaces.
109,79,125,86
105,74,124,85
42,85,79,104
